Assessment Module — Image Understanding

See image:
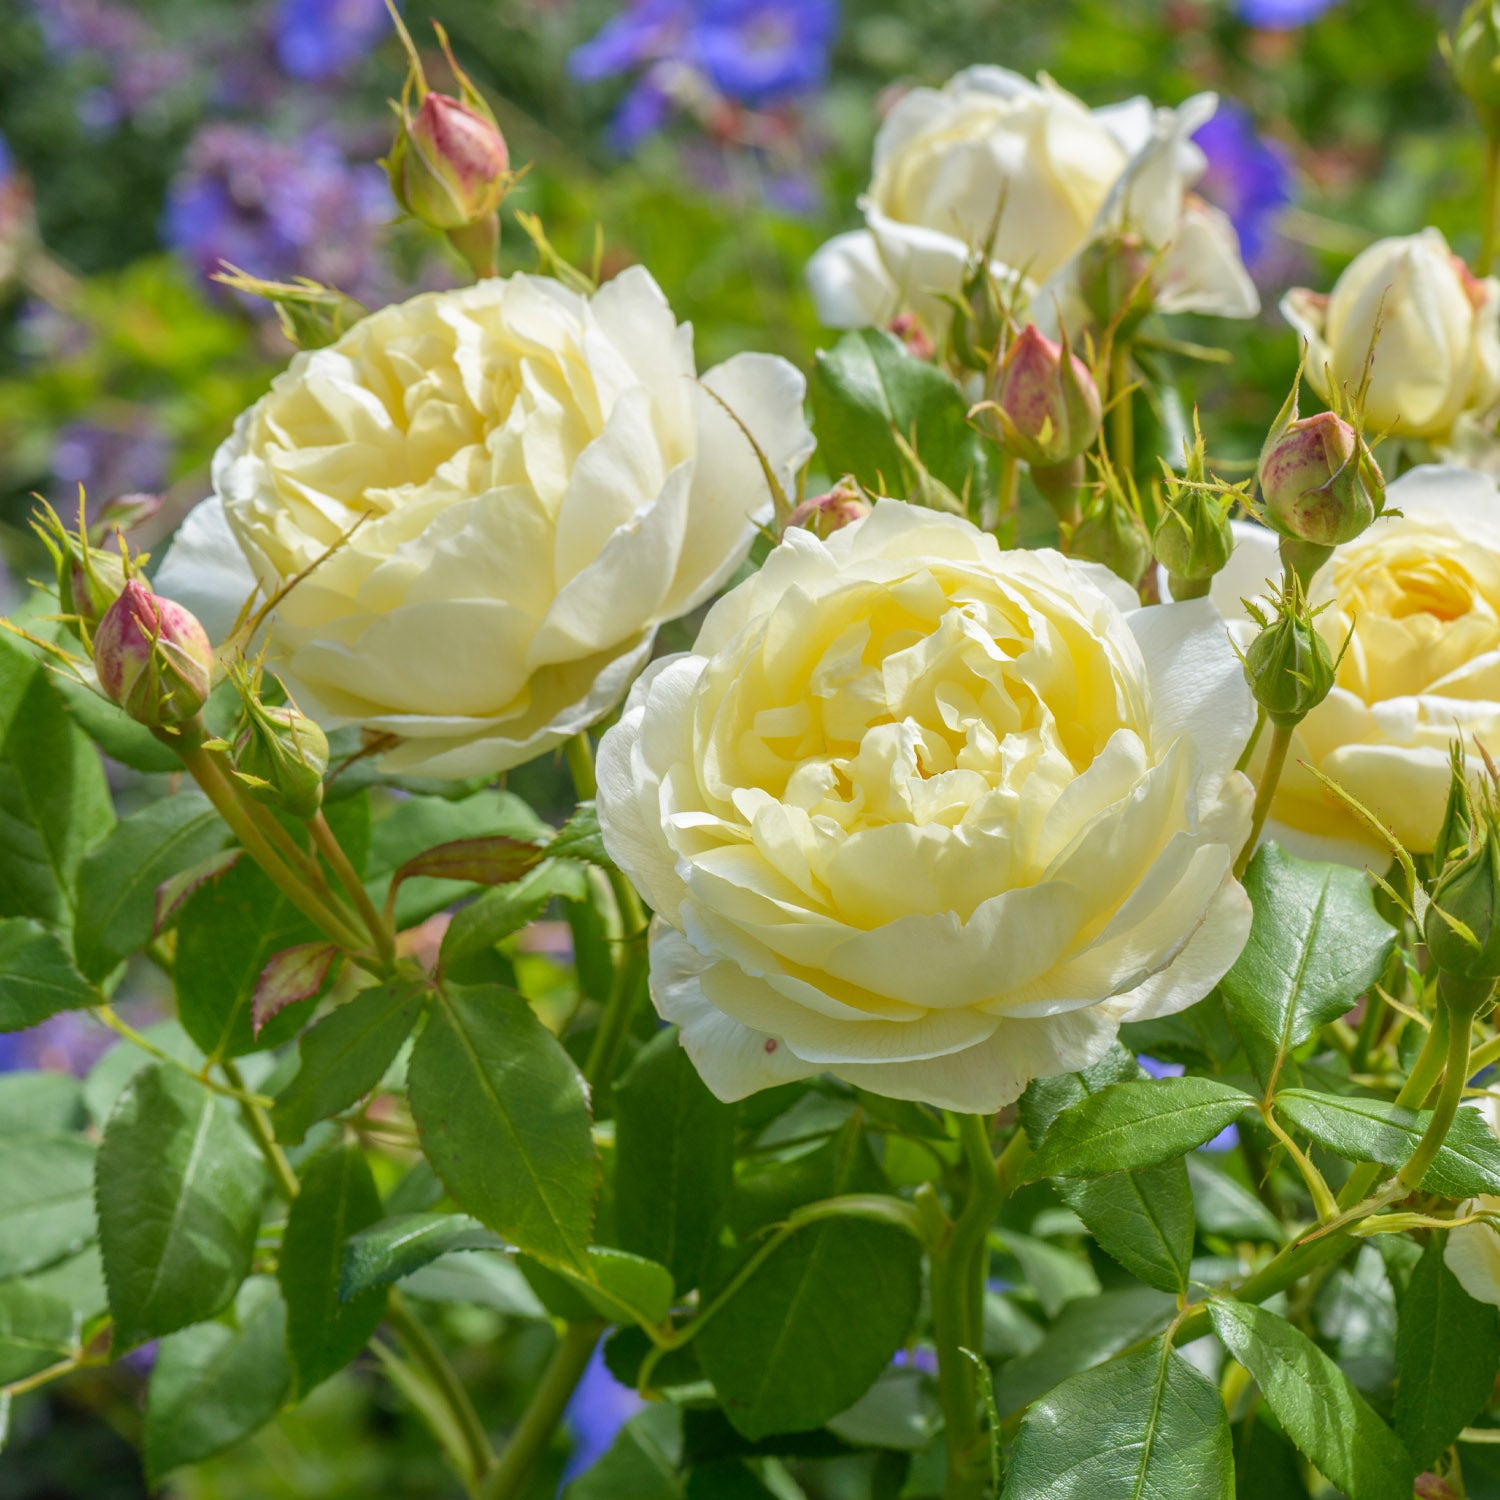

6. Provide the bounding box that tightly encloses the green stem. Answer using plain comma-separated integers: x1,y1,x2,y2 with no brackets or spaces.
480,1322,601,1500
1482,133,1500,278
1235,705,1267,776
1337,1005,1451,1209
564,732,598,800
933,1122,1029,1500
221,1058,299,1201
1398,980,1481,1191
387,1292,497,1492
91,1006,273,1107
312,811,396,968
1110,344,1134,482
1234,722,1293,880
166,726,372,957
1350,990,1387,1076
994,451,1020,542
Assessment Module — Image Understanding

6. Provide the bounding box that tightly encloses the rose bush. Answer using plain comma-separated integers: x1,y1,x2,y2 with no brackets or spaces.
805,67,1257,336
1212,464,1500,866
155,267,813,776
597,501,1255,1111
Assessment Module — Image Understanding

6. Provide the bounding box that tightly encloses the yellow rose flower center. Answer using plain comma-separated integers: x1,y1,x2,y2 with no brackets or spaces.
689,563,1147,927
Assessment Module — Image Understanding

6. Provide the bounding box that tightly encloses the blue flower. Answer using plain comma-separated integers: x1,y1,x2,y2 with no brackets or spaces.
163,124,390,309
559,1338,646,1486
272,0,393,81
570,0,838,149
1193,102,1294,272
1237,0,1341,28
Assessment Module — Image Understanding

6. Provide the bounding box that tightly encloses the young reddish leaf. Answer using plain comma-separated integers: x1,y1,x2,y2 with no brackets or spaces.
389,835,544,898
251,942,340,1037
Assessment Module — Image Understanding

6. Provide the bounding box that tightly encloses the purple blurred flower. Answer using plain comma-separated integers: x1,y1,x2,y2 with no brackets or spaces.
272,0,393,80
163,124,389,308
0,1011,111,1077
52,417,170,506
1137,1055,1184,1080
1237,0,1341,26
570,0,838,149
892,1345,940,1375
29,0,193,134
1194,103,1294,273
560,1338,646,1486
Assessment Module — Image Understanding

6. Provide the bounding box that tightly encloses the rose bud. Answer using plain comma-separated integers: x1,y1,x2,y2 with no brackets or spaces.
384,17,514,278
232,700,329,819
1425,800,1500,999
991,325,1102,469
1435,742,1476,870
30,499,126,635
1078,230,1156,337
1241,577,1338,730
1259,410,1380,550
784,478,871,541
1153,415,1235,600
94,579,213,727
1451,0,1500,125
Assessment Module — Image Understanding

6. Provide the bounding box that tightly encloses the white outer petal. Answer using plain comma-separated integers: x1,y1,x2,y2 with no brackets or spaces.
805,231,901,330
1445,1205,1500,1307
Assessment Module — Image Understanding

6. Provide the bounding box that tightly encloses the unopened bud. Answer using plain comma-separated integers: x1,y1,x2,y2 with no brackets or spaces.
389,90,510,232
31,498,127,635
887,314,934,363
785,479,870,541
1259,410,1380,548
94,580,213,727
1078,231,1155,336
233,701,329,819
1153,416,1235,599
1435,744,1476,869
1071,488,1152,585
1451,1,1500,124
214,266,366,351
1425,811,1500,992
991,325,1102,468
1242,581,1338,729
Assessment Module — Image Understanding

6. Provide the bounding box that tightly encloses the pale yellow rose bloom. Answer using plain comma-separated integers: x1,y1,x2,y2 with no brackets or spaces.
1211,466,1500,868
806,68,1257,336
597,503,1255,1112
154,268,813,777
1282,229,1500,444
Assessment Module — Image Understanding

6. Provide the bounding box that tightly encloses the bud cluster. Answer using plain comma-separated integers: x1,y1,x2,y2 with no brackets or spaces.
1070,451,1152,586
1425,753,1500,1003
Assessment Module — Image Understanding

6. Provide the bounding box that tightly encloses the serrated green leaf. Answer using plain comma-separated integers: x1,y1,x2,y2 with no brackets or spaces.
439,860,588,978
998,1230,1101,1319
271,979,424,1146
72,793,225,980
0,1072,87,1136
994,1285,1177,1417
0,1281,77,1384
144,1277,289,1481
0,1134,96,1278
1002,1338,1233,1499
400,1252,546,1316
279,1142,385,1395
809,327,994,501
0,917,98,1032
522,1247,675,1330
340,1213,506,1302
1222,845,1397,1087
367,790,550,929
83,1019,202,1128
1208,1299,1413,1500
1025,1078,1253,1181
96,1063,266,1349
548,802,612,868
1022,1045,1193,1292
174,798,368,1059
408,984,597,1273
0,633,114,933
23,1244,107,1324
1274,1088,1500,1197
1394,1236,1500,1469
613,1027,736,1291
695,1215,922,1440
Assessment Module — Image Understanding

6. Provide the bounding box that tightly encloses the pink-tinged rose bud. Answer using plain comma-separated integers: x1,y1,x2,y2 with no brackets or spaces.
1415,1475,1459,1500
94,579,213,726
992,325,1102,468
388,91,510,232
887,313,935,362
1258,410,1380,547
785,479,871,541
